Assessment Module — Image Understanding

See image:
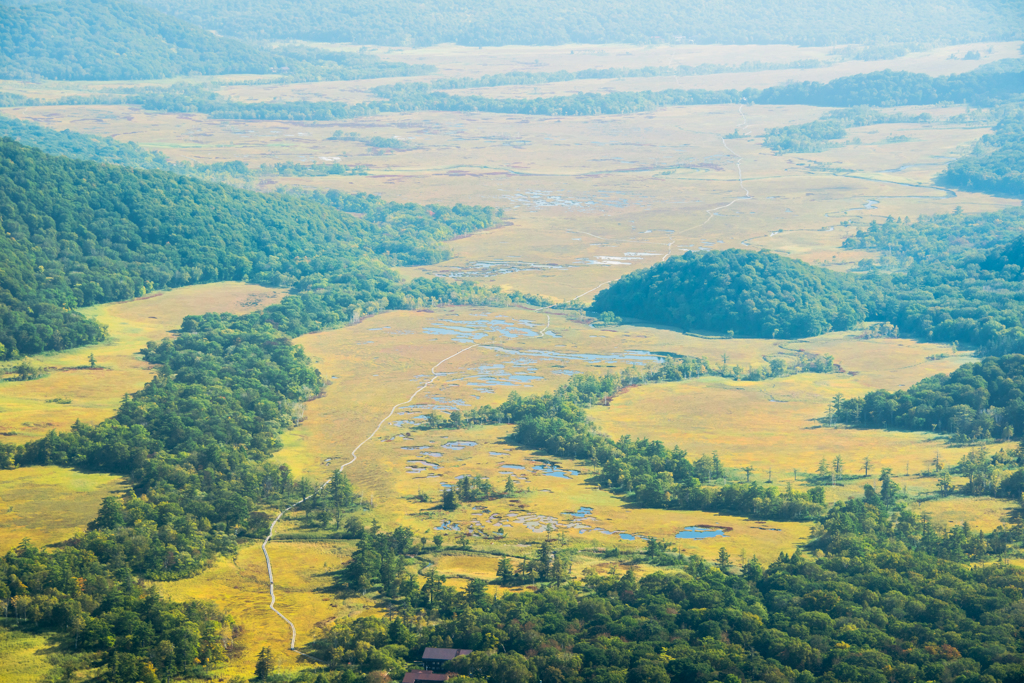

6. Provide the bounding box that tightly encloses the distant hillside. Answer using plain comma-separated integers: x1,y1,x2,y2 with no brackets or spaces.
0,139,498,357
141,0,1024,47
0,0,431,80
0,0,280,79
590,249,874,339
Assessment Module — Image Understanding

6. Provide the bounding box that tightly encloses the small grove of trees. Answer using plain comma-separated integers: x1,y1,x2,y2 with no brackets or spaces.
495,538,572,586
441,475,518,511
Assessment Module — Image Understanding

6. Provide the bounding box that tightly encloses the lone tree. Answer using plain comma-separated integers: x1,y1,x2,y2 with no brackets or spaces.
255,646,275,681
88,353,96,368
742,466,755,482
717,547,732,573
817,457,830,478
862,457,873,477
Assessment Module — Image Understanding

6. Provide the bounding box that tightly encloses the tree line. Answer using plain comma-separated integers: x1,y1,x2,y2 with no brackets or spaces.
592,207,1024,355
763,107,932,153
939,111,1024,198
384,59,826,92
432,370,826,521
10,59,1019,124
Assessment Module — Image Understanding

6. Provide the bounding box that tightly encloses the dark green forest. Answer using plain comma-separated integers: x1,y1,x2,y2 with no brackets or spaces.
0,0,430,81
940,112,1024,197
0,138,503,357
141,0,1024,47
590,249,875,339
833,354,1024,442
846,209,1024,354
310,490,1024,683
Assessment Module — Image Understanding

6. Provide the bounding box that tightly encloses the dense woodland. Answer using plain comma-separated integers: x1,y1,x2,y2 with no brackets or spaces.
0,139,504,358
940,111,1024,197
0,0,430,81
845,208,1024,354
833,354,1024,442
142,0,1024,47
590,249,874,339
305,489,1024,683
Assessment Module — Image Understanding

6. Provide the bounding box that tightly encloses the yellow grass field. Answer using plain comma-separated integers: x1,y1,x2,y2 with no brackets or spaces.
915,496,1017,533
589,330,975,496
0,630,56,683
0,466,127,551
0,282,285,445
159,539,362,676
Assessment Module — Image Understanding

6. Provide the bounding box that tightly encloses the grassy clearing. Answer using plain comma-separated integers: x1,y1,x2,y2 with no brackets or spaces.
915,496,1016,533
0,627,56,683
158,539,364,676
272,306,815,586
0,466,127,551
0,282,285,445
589,330,980,502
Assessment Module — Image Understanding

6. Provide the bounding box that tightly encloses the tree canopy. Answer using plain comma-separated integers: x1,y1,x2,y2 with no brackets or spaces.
591,249,874,338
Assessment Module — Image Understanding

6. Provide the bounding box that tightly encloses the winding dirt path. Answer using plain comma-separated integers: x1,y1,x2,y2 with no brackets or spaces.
663,104,754,261
260,344,480,653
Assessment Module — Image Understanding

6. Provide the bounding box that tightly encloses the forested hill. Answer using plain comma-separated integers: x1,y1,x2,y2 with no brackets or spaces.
593,209,1024,350
141,0,1024,46
0,138,500,358
0,0,431,80
590,249,875,338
